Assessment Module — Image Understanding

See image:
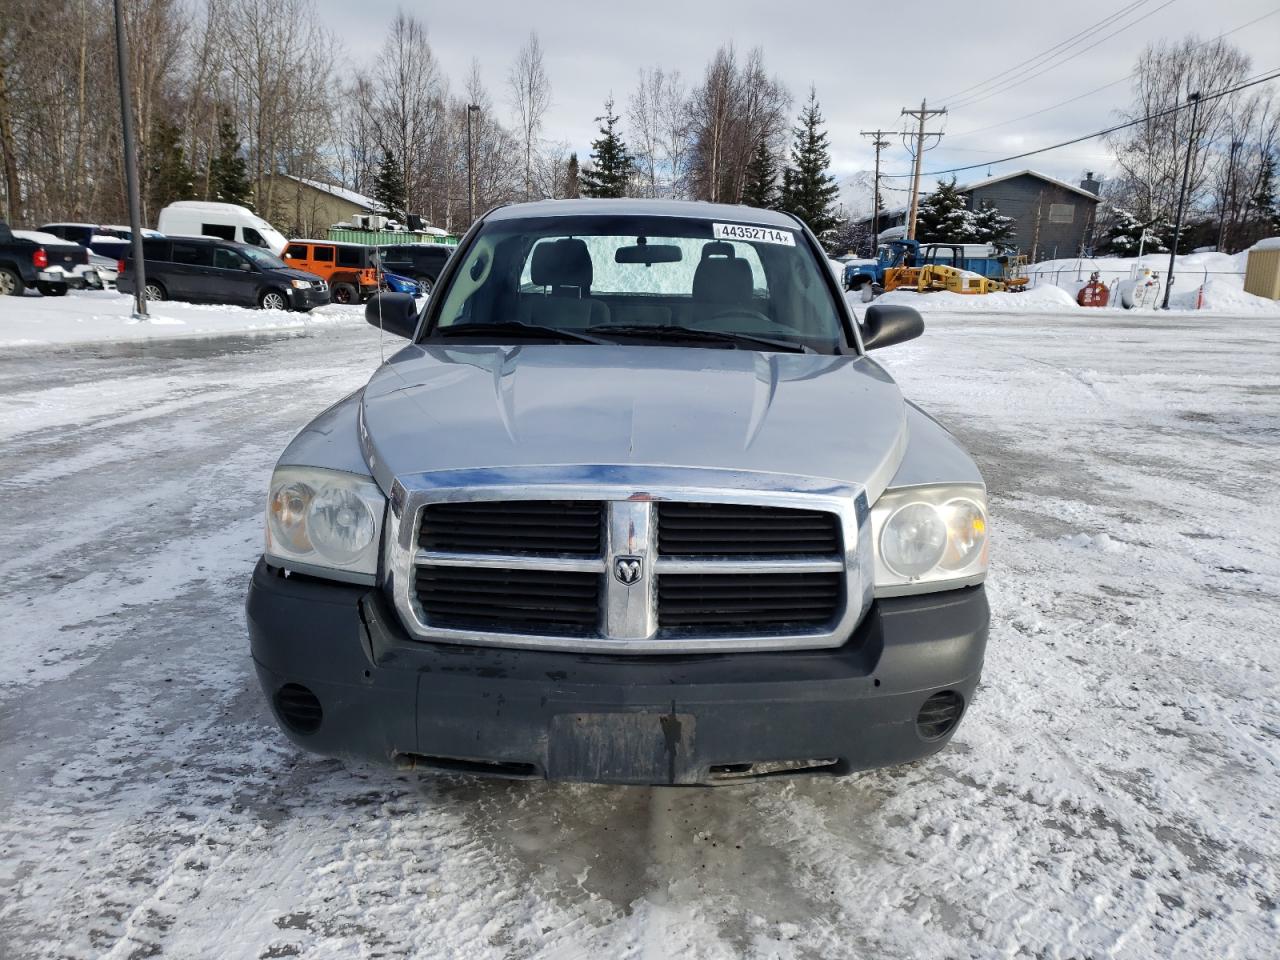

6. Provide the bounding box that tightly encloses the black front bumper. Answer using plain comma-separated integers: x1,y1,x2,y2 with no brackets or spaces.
247,559,988,785
288,285,331,309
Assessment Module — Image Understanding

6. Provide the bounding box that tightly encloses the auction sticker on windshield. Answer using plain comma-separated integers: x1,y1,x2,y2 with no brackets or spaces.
713,223,796,246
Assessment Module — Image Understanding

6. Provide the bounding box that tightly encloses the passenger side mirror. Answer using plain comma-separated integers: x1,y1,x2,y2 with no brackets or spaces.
365,292,419,339
861,304,924,350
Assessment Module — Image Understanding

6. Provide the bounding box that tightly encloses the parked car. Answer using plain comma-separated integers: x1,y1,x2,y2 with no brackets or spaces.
157,201,288,255
38,222,162,260
13,230,107,290
0,221,88,296
378,270,420,296
247,198,991,786
117,236,329,311
374,243,453,296
281,240,378,304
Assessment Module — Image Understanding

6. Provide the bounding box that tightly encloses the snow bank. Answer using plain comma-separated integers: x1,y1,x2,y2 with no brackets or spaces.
854,245,1280,316
869,282,1080,313
0,290,366,348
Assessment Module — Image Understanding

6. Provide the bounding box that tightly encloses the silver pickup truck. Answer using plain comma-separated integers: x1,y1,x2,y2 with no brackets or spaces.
246,199,990,785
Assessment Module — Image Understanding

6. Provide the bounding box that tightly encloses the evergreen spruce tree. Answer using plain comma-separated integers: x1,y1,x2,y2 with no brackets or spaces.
914,177,977,243
778,89,839,235
972,201,1016,250
581,98,632,199
741,136,779,209
373,148,407,216
208,115,252,209
563,152,581,199
1250,155,1280,237
146,118,194,212
1097,207,1168,255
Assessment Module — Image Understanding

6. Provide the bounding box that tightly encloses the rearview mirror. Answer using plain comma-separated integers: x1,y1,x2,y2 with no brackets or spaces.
615,244,682,265
861,304,924,350
365,292,419,339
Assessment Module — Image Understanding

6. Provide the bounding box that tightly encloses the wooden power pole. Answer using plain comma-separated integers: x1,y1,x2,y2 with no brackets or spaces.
901,99,946,240
860,129,892,249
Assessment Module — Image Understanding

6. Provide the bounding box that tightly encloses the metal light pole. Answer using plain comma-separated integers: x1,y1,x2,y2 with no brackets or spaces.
466,104,480,225
1163,91,1202,310
112,0,148,319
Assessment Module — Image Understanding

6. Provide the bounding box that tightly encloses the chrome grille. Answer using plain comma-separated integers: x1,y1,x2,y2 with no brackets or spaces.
391,467,873,654
416,565,602,633
658,572,842,630
419,500,603,556
657,502,841,556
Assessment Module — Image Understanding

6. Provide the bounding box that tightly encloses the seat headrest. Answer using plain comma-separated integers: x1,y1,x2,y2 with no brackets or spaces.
531,238,593,290
692,256,753,304
700,241,737,260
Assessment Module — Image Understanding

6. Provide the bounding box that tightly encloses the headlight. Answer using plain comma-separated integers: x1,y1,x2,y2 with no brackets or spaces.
871,485,988,596
290,279,312,289
264,466,385,583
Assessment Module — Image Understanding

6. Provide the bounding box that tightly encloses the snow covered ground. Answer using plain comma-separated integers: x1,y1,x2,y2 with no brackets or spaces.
0,289,366,348
1,310,1278,958
861,243,1280,317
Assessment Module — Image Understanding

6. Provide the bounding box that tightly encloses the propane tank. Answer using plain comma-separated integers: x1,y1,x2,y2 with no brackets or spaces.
1077,271,1110,307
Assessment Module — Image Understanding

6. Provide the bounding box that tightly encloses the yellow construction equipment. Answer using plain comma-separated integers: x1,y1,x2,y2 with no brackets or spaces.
884,263,1007,294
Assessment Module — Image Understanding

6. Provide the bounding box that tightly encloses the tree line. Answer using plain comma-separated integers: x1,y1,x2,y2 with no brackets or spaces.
0,2,840,240
898,35,1279,258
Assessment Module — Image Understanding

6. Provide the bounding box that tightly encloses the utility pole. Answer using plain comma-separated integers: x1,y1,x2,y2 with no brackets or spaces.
112,0,147,320
900,99,946,241
466,104,480,225
1164,91,1202,310
860,129,892,250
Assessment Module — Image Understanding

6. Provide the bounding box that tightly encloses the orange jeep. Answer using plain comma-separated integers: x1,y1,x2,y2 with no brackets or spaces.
282,240,378,304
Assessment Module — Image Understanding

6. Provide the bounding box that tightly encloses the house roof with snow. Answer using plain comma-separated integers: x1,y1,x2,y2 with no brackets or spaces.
957,169,1102,202
277,174,378,211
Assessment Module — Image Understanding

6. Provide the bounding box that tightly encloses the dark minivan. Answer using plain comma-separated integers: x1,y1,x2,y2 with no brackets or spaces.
375,243,453,296
118,237,329,311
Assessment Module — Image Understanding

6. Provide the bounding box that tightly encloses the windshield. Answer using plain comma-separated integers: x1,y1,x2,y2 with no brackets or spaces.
242,247,286,269
429,214,848,352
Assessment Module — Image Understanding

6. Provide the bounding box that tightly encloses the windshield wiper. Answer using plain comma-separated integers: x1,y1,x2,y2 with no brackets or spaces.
589,324,814,354
432,321,609,345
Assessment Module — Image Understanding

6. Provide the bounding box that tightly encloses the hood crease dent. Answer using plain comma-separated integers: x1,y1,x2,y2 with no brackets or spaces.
360,343,909,500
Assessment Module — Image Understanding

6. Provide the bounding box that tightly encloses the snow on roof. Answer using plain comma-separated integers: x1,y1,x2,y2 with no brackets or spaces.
1251,236,1280,251
14,230,67,245
280,174,378,211
957,169,1102,202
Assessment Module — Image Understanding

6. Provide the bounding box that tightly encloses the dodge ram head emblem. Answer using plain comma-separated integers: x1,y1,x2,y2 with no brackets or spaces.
613,557,643,584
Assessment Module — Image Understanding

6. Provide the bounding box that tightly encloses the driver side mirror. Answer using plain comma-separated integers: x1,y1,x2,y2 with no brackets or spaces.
239,262,252,272
365,292,419,339
862,304,924,350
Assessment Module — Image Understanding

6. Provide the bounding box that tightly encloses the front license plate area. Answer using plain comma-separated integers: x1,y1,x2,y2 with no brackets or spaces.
547,712,696,784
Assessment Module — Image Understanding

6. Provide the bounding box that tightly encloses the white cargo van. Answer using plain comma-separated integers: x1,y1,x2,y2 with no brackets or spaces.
156,201,288,255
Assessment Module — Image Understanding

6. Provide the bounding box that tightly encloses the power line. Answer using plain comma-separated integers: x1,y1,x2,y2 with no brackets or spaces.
946,0,1176,113
946,7,1280,140
881,68,1280,178
936,0,1155,106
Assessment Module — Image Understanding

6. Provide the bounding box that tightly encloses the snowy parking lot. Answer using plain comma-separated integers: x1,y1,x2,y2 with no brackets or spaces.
1,307,1277,958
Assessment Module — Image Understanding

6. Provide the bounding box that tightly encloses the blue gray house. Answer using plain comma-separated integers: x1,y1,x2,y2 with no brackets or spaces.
856,169,1103,260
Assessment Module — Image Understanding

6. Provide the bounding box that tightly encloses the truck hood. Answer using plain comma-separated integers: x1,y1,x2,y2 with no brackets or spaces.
359,343,908,499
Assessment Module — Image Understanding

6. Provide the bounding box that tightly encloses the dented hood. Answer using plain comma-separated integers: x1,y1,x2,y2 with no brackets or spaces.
359,343,908,499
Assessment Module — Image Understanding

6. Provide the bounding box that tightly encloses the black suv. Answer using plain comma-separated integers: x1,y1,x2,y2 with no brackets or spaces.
118,237,329,311
375,243,453,296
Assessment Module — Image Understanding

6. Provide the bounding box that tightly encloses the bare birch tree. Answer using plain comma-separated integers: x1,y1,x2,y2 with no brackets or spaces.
508,31,550,201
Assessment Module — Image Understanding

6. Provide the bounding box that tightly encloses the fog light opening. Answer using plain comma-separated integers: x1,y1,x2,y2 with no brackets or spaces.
275,683,323,735
916,690,964,740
